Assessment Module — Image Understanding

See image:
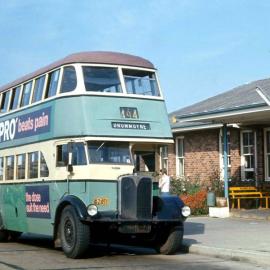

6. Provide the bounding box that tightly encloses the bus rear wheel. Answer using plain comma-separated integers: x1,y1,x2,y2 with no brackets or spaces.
0,230,8,242
155,226,183,255
8,231,22,241
60,205,90,258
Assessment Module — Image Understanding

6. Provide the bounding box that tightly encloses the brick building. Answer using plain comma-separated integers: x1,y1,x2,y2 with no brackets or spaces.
164,78,270,189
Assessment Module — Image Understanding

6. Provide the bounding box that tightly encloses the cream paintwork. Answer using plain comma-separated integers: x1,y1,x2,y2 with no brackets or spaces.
0,63,164,119
0,138,135,183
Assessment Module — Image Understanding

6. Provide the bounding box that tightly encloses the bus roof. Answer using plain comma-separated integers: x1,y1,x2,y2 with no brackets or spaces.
0,51,155,93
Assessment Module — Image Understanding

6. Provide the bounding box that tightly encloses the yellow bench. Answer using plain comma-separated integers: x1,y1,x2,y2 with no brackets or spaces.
229,186,270,209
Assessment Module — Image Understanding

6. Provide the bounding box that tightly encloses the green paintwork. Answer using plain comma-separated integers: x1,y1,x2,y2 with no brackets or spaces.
0,95,172,149
0,180,117,235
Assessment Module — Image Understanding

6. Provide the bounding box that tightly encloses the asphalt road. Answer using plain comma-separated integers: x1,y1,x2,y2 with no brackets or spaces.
0,234,268,270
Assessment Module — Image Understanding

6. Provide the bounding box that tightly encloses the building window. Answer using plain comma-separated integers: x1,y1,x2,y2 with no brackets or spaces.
241,130,256,181
160,145,168,171
16,154,26,179
220,130,231,180
264,129,270,181
176,137,184,176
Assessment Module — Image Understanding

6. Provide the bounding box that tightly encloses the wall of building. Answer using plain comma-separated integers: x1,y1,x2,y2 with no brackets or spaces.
169,126,267,186
183,129,220,185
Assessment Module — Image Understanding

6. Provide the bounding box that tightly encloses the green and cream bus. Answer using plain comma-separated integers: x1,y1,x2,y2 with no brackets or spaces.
0,52,190,258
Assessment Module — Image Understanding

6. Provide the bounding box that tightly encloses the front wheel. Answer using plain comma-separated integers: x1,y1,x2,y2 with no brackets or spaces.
155,226,183,255
60,205,90,258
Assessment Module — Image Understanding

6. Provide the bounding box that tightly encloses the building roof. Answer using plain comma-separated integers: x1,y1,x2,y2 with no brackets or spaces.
0,51,155,93
170,78,270,130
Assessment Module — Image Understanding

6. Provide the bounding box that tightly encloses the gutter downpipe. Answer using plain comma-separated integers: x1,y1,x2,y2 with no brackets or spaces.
223,124,229,198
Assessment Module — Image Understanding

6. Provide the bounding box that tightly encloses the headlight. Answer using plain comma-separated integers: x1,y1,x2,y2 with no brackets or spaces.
87,204,98,216
181,206,191,217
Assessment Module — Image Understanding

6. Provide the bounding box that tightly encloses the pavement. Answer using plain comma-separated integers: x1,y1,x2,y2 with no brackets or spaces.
182,213,270,267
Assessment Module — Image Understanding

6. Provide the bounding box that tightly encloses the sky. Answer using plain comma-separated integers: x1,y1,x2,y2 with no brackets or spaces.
1,0,270,113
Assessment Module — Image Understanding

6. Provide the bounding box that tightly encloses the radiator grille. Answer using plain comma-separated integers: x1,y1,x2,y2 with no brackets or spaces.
120,176,152,220
121,177,137,219
137,177,152,219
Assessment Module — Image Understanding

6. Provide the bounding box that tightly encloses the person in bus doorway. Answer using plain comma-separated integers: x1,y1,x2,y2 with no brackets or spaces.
159,168,170,195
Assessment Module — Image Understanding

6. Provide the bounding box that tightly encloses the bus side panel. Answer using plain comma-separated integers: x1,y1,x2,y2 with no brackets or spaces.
0,180,118,236
68,180,118,213
1,184,28,232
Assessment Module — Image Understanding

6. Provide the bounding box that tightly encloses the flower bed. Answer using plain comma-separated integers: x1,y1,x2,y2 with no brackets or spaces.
180,190,208,215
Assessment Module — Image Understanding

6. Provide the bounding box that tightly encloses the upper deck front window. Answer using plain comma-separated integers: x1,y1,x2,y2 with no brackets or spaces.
123,69,160,97
83,67,122,93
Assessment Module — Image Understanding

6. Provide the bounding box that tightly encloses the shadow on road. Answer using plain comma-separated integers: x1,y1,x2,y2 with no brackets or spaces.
184,222,205,236
15,224,204,259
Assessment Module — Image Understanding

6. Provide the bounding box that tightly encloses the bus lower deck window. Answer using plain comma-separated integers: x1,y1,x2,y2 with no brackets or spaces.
28,152,38,179
5,156,14,180
0,157,3,180
40,152,49,177
16,154,26,179
57,143,86,166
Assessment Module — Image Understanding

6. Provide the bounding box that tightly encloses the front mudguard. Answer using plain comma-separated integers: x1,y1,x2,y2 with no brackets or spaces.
154,195,186,220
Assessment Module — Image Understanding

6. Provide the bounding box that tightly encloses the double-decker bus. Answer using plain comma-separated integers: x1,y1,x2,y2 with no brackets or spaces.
0,52,190,258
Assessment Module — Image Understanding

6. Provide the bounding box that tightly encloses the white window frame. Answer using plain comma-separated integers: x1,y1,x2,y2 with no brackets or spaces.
160,145,168,171
219,129,231,180
175,136,184,176
264,128,270,181
240,130,257,181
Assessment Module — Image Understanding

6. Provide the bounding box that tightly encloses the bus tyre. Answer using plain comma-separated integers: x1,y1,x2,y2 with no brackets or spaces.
155,227,183,255
60,205,90,258
9,231,22,241
0,230,9,242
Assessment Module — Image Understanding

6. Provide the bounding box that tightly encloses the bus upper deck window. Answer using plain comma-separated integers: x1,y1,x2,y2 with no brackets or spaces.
32,75,46,103
82,67,122,93
123,69,160,97
60,66,77,93
45,69,60,99
0,90,11,113
9,86,21,111
21,81,33,107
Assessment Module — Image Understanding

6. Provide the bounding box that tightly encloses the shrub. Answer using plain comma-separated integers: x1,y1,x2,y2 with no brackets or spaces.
170,176,208,215
180,190,208,215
